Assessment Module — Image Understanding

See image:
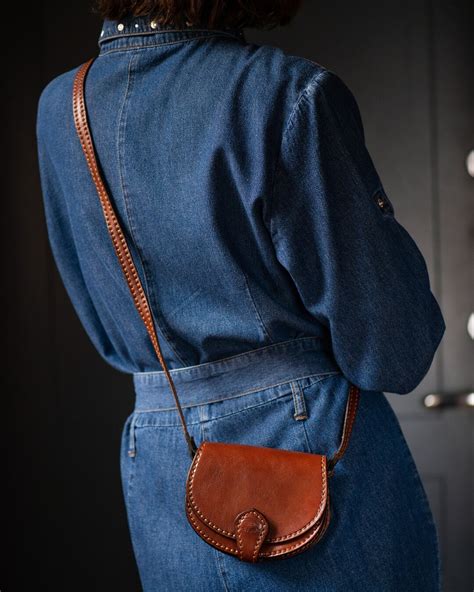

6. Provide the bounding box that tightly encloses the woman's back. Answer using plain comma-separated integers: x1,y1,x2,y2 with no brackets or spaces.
36,12,445,592
37,16,444,390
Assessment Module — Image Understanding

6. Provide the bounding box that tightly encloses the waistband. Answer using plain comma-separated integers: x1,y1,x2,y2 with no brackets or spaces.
133,336,341,411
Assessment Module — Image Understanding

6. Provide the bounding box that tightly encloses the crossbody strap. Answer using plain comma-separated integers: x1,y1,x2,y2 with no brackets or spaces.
73,58,197,458
72,57,360,466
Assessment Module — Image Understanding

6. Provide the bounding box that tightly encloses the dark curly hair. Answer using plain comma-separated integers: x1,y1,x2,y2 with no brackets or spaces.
95,0,303,30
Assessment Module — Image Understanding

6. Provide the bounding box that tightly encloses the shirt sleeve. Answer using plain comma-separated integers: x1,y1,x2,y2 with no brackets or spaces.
267,69,445,394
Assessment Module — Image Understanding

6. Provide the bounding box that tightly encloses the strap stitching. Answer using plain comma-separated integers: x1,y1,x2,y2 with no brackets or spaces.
73,61,194,453
235,510,267,562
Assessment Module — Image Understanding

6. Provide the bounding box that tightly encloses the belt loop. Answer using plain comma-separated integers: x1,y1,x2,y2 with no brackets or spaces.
290,381,308,421
128,413,138,458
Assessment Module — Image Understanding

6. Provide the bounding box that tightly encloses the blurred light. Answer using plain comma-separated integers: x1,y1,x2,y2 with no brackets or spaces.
467,150,474,177
424,394,441,408
468,312,474,340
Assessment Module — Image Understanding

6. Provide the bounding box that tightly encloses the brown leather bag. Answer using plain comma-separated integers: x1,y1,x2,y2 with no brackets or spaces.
73,58,360,563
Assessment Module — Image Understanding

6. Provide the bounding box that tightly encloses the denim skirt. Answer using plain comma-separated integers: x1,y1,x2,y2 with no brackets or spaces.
120,337,440,592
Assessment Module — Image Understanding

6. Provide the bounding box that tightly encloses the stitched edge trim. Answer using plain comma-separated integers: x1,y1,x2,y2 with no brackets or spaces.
260,496,331,558
186,496,331,559
98,33,244,56
328,384,360,472
185,442,328,543
186,499,239,555
235,510,268,562
134,335,325,378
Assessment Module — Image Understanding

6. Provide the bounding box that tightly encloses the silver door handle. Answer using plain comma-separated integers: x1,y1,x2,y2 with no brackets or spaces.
423,391,474,409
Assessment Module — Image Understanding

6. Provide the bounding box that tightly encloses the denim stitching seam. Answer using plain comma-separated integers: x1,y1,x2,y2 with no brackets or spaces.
127,412,138,457
213,548,231,592
266,69,327,242
99,29,244,45
133,371,340,416
290,380,308,420
135,389,294,427
98,34,243,57
242,271,273,343
117,51,187,366
134,374,338,426
134,335,323,378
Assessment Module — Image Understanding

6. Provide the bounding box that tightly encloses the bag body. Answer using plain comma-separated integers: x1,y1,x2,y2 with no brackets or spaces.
185,441,331,561
121,339,440,591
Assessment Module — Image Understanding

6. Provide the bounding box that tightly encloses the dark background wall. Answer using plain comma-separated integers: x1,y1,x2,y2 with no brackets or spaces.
4,4,141,590
3,1,472,591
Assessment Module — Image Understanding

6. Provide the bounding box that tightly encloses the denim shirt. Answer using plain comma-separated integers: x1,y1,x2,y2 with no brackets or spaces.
36,15,445,393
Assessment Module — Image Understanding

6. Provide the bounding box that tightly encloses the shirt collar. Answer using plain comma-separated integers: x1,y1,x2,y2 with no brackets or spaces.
98,14,247,53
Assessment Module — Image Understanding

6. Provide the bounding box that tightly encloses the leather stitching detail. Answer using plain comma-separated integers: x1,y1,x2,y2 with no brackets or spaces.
73,62,165,374
329,385,360,471
73,60,195,455
235,510,267,562
186,498,329,560
186,500,239,555
186,442,328,543
260,497,331,557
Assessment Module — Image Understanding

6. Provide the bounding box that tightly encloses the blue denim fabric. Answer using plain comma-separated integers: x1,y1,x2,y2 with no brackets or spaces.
35,14,445,591
36,14,444,394
123,337,440,591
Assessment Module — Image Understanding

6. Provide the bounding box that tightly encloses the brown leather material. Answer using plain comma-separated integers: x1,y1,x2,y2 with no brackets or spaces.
187,441,328,540
327,384,360,474
185,381,358,562
235,509,269,562
185,440,332,560
73,57,361,563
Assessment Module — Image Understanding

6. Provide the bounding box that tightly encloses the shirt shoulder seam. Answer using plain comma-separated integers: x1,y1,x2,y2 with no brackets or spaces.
281,68,330,140
266,68,331,243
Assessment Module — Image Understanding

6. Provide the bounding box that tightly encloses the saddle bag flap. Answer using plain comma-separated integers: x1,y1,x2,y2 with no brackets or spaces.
185,441,329,560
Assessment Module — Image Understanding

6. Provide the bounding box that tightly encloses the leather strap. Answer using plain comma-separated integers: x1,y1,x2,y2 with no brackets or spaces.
73,58,197,458
72,57,360,466
327,384,360,475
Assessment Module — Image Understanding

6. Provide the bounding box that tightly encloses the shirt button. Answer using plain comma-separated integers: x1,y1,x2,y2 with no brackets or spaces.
150,20,157,29
117,23,124,31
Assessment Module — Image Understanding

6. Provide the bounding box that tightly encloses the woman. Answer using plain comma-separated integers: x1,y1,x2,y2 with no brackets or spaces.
36,1,445,590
